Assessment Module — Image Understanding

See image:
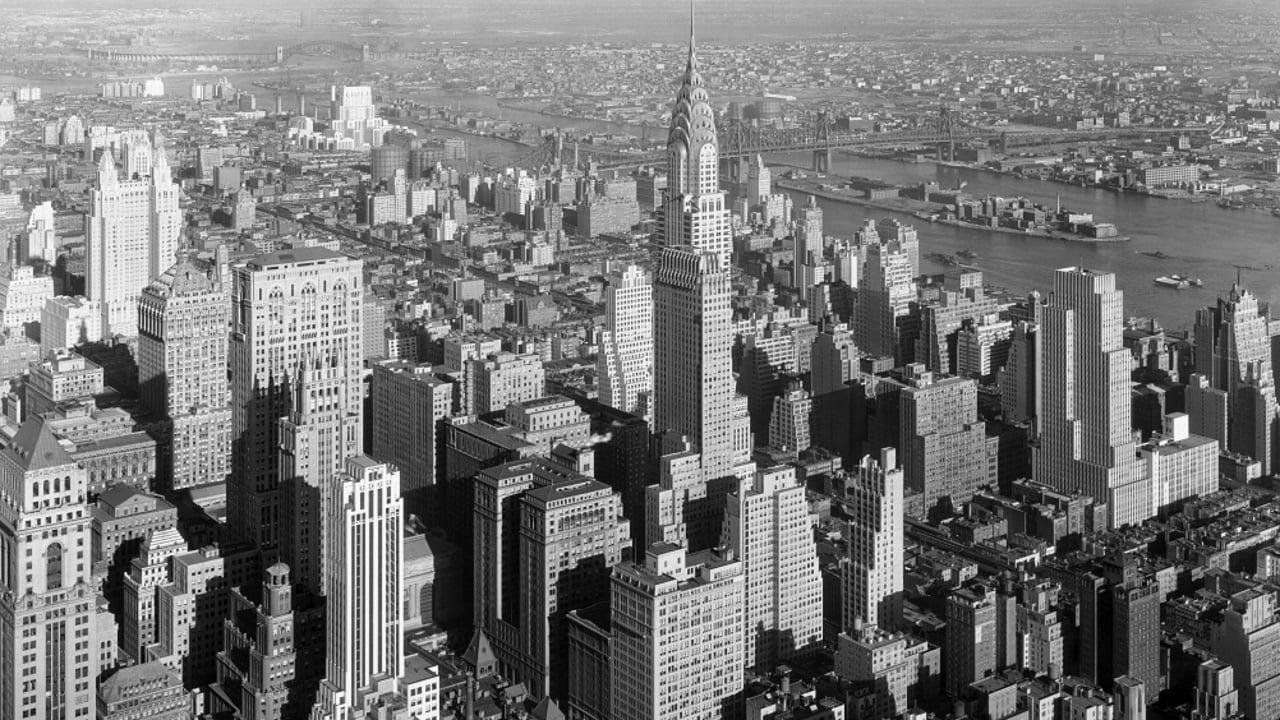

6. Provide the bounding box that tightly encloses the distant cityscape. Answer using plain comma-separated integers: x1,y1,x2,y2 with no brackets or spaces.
0,3,1279,720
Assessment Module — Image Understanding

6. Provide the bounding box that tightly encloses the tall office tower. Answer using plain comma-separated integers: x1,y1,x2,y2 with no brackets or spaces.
473,458,630,700
370,359,452,502
1185,373,1229,448
721,465,823,671
0,418,97,720
316,457,403,720
214,564,297,720
0,255,54,338
1015,578,1065,676
121,527,185,663
767,383,812,454
328,86,389,149
746,154,771,207
1193,281,1279,475
915,270,1000,375
899,365,988,518
597,265,654,422
1194,659,1239,720
661,16,732,269
23,200,57,262
610,544,745,720
138,256,232,492
874,218,920,278
86,141,181,338
653,245,748,479
1112,577,1162,698
228,248,362,555
1034,268,1145,528
1211,589,1280,719
278,360,360,595
854,241,915,362
843,448,904,633
796,195,824,263
998,320,1038,424
944,581,998,698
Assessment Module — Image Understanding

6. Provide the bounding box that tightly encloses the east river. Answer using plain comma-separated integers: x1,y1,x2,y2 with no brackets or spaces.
433,88,1280,328
11,74,1277,328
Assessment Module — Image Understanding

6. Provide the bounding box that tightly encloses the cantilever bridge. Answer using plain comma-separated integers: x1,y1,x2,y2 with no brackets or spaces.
508,106,1211,174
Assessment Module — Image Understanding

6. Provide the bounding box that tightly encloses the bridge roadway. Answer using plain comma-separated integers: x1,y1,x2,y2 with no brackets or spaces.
523,123,1213,172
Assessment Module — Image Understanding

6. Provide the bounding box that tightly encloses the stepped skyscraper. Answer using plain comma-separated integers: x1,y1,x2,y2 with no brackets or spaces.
1033,267,1145,527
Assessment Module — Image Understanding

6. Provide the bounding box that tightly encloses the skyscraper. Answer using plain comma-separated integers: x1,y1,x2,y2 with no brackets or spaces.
315,457,403,720
0,418,97,720
228,247,363,554
473,458,630,701
369,359,452,504
854,241,915,362
1193,281,1279,475
278,360,360,595
843,448,904,633
661,14,731,269
721,465,823,671
899,365,988,518
137,255,232,492
653,246,749,479
610,544,745,720
86,142,181,338
598,265,653,422
944,581,998,698
1034,268,1145,528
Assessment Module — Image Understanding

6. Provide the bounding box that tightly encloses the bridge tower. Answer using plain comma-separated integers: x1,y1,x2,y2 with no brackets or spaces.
276,45,284,63
936,104,957,161
361,44,370,62
812,112,834,173
813,150,832,173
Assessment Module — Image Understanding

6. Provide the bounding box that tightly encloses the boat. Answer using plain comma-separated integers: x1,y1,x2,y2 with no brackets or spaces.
1155,276,1189,290
1141,251,1170,260
957,249,978,260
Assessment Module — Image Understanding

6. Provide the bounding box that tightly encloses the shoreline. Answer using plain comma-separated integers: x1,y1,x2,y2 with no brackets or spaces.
775,178,1130,243
848,151,1280,216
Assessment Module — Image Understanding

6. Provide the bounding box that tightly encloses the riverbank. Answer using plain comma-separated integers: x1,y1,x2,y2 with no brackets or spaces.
775,177,1129,243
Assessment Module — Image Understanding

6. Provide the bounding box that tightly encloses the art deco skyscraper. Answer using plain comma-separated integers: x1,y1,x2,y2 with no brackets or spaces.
278,360,360,596
843,448,904,633
0,418,97,720
315,457,403,720
86,142,181,337
597,265,654,423
1034,267,1145,528
228,247,363,554
721,465,823,671
137,255,232,491
652,246,750,481
1193,281,1278,475
661,13,731,269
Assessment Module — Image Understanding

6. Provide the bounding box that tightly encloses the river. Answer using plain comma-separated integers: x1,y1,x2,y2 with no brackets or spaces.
769,153,1280,329
405,88,1280,328
19,72,1274,327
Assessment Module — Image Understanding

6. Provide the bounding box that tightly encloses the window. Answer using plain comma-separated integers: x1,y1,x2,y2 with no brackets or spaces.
46,544,63,590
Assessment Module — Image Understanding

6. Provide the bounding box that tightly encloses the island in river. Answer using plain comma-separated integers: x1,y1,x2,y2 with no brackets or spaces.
776,173,1130,243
